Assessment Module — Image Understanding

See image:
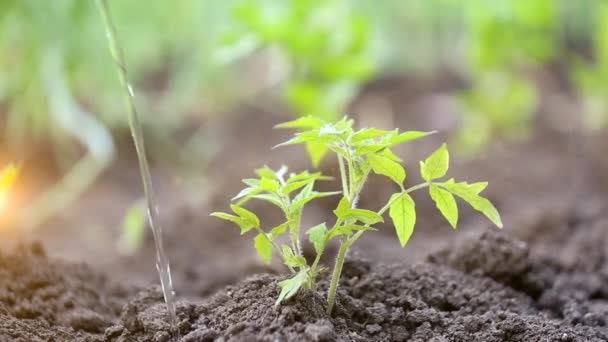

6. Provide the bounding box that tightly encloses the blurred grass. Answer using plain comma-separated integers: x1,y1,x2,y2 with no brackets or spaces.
1,0,608,230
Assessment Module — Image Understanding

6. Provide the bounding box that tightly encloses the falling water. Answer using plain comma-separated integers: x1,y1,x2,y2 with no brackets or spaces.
96,0,179,338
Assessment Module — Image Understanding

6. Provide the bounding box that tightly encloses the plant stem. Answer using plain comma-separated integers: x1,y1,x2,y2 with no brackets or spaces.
291,212,302,256
338,155,350,201
326,237,349,314
378,183,429,216
325,182,429,314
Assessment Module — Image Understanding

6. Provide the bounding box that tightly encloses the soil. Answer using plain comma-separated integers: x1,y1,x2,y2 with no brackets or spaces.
4,220,605,341
1,76,608,341
0,242,132,341
103,199,608,342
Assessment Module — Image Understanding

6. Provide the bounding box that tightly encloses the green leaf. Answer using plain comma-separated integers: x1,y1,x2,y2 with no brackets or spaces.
334,196,383,224
251,193,283,207
420,143,449,182
254,233,273,263
382,148,402,163
292,182,340,210
276,270,308,305
269,222,290,239
260,178,281,192
352,128,393,142
282,179,310,195
339,208,384,225
355,143,388,156
441,181,503,228
391,131,436,145
368,153,406,186
211,204,261,234
429,185,458,228
327,224,377,240
333,196,351,217
281,245,307,268
256,166,279,180
306,141,327,167
242,178,261,188
288,171,332,183
306,223,328,255
210,212,254,234
232,186,259,202
231,204,261,228
275,116,324,129
389,193,416,247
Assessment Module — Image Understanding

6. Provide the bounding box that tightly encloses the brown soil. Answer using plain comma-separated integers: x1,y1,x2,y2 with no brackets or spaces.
0,243,132,341
106,215,607,341
1,76,607,341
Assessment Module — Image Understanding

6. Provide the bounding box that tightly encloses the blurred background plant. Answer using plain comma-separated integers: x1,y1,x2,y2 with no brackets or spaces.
0,0,606,247
219,0,376,165
572,0,608,131
456,0,557,152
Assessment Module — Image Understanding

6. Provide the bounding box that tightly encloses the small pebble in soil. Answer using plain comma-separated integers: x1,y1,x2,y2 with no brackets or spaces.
153,331,171,342
104,325,124,339
304,320,336,341
181,328,218,342
365,324,382,334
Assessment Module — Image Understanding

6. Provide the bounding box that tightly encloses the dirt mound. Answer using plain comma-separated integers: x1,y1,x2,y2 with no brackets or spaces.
0,243,131,341
106,228,608,341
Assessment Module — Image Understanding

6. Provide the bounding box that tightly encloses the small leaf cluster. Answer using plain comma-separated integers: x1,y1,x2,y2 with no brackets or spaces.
212,116,502,309
212,166,340,302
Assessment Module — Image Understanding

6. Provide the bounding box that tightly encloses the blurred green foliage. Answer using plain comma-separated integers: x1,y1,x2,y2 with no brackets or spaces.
224,0,375,121
458,0,557,152
572,1,608,130
0,0,234,148
1,0,607,160
221,0,375,166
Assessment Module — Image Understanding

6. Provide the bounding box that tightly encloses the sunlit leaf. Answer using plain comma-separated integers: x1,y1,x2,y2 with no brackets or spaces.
429,185,458,228
420,143,449,182
276,270,308,305
441,181,502,228
274,116,324,130
390,131,436,145
254,233,273,263
389,193,416,247
269,222,290,239
306,223,328,255
368,153,406,186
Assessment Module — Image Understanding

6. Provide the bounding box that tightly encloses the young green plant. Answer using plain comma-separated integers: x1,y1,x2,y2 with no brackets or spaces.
212,116,502,314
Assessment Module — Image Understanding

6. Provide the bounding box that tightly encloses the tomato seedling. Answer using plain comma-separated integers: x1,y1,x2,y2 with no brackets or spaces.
212,116,502,314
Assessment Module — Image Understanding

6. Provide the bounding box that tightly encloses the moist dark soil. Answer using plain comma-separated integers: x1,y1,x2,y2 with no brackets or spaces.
3,205,607,341
105,217,608,342
0,243,132,341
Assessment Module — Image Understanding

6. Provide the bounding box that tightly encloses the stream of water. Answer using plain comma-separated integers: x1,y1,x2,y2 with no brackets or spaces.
96,0,179,338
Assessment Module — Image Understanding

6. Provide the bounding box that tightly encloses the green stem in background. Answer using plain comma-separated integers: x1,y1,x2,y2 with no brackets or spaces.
96,0,179,338
325,181,429,314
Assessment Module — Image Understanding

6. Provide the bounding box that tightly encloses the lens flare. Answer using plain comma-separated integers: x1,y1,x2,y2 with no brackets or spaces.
0,164,19,214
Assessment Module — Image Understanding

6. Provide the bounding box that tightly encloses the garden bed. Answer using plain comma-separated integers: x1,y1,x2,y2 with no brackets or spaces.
1,78,608,341
2,210,607,341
